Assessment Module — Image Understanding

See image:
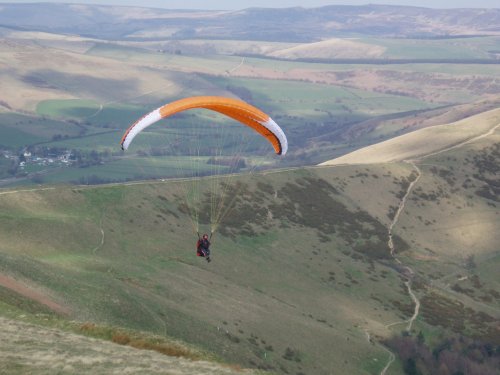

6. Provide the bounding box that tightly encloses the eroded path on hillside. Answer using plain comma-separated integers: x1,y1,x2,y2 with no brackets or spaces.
379,345,396,375
0,274,70,316
387,162,422,331
377,162,422,375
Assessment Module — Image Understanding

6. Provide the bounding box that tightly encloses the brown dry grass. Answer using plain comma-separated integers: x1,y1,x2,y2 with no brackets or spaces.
0,316,251,375
79,322,202,361
0,39,181,111
269,38,386,59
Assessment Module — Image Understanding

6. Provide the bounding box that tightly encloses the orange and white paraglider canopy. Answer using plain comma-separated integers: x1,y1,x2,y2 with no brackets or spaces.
120,96,287,155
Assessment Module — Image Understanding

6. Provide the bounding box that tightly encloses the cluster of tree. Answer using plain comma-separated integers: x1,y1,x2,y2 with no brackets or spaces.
6,159,19,176
76,174,117,185
51,134,70,141
386,332,500,375
0,100,11,109
141,147,171,157
72,149,108,168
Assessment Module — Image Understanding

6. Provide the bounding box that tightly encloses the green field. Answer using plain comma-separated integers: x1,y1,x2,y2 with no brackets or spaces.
206,75,431,115
360,36,500,59
36,100,148,128
0,165,418,374
0,124,43,148
37,156,236,184
0,113,81,149
36,99,101,119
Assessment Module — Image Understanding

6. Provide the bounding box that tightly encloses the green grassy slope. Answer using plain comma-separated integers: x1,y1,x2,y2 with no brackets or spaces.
0,166,411,375
1,128,499,374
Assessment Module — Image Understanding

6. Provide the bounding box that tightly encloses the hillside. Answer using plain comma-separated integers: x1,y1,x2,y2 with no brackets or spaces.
320,108,500,165
268,38,386,60
1,112,499,373
0,170,406,374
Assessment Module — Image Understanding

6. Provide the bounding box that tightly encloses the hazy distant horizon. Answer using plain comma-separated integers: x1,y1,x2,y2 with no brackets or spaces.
0,0,499,9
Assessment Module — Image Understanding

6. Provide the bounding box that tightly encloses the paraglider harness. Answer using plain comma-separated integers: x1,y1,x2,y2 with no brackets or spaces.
196,232,212,262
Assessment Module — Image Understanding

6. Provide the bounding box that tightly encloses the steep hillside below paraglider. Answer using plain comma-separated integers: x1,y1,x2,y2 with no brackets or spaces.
0,112,499,373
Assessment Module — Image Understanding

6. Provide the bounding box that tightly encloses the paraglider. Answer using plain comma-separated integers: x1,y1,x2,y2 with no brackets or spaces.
120,96,288,155
196,233,211,262
120,96,288,262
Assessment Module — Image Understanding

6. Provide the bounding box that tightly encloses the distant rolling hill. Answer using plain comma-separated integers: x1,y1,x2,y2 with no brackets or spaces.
268,38,386,60
0,3,499,41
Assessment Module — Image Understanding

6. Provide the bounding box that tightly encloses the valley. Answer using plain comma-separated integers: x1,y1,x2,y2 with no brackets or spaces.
0,3,499,374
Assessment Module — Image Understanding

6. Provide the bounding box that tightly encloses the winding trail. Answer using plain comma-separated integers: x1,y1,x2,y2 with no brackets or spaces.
385,162,422,330
377,119,499,374
364,328,395,375
388,162,422,333
1,114,497,373
404,279,420,332
388,163,422,258
376,162,422,374
379,346,396,375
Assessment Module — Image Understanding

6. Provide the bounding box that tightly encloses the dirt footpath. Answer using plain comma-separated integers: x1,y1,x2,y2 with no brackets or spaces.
0,273,71,315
